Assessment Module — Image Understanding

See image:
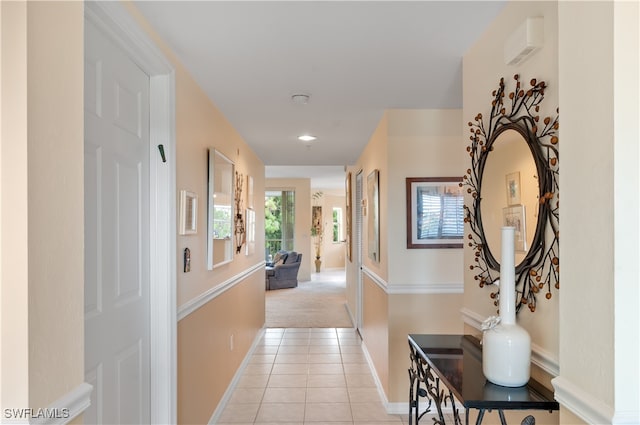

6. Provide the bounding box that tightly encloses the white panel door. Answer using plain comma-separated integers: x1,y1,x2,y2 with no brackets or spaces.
84,20,151,425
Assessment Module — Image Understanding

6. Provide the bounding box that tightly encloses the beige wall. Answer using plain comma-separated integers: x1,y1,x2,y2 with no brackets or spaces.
362,275,389,395
462,0,559,373
349,109,466,404
387,109,464,287
1,1,29,409
357,114,390,280
173,38,266,307
266,178,312,281
124,4,268,422
1,0,85,412
123,3,266,307
344,169,358,321
27,2,85,407
344,115,390,328
388,293,463,403
178,273,264,425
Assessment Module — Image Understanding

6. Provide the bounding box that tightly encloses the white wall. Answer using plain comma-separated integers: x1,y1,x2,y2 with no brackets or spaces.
556,1,639,423
387,109,464,288
464,1,640,423
462,0,559,365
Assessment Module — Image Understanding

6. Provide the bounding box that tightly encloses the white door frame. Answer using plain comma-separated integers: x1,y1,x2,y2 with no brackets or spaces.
355,170,364,332
84,3,177,424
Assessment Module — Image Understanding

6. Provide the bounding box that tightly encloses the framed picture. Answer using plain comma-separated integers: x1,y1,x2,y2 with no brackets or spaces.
179,190,198,235
503,205,527,252
245,208,255,256
247,175,254,210
406,177,464,249
367,169,380,262
505,172,521,205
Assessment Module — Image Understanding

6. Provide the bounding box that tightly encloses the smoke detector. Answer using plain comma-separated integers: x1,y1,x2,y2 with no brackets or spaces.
291,94,310,105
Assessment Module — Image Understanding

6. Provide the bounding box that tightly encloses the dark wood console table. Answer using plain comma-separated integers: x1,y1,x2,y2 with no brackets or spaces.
408,334,559,425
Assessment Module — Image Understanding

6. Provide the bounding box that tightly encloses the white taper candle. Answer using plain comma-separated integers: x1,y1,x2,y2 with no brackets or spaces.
500,226,516,325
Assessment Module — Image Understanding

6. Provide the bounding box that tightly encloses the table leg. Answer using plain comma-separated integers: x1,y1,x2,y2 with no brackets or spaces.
408,342,438,424
474,409,485,425
408,367,417,425
498,410,507,425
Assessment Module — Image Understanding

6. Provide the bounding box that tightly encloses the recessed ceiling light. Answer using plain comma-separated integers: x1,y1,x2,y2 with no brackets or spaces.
298,135,317,142
291,94,310,105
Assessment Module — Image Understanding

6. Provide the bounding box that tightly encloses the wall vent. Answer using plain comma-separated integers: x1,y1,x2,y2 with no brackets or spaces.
504,17,544,66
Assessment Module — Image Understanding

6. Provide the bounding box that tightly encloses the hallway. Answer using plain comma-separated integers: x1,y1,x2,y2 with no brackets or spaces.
265,270,351,328
217,327,406,424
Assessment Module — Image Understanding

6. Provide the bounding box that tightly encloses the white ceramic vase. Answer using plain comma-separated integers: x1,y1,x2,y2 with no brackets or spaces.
482,227,531,387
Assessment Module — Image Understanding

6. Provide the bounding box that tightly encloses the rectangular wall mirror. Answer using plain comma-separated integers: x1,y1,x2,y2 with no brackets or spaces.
367,169,380,262
207,149,234,269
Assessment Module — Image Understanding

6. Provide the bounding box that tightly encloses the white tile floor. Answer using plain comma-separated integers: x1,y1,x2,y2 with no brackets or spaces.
216,327,410,425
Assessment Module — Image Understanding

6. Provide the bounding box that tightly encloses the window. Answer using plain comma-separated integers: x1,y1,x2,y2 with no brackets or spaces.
213,204,232,239
417,188,464,239
265,190,295,258
332,207,342,243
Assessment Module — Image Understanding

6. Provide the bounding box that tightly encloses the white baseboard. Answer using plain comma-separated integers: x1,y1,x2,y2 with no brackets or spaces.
612,410,640,425
359,342,391,410
208,327,266,425
360,341,459,418
385,402,407,415
344,303,356,328
552,376,615,425
26,382,93,425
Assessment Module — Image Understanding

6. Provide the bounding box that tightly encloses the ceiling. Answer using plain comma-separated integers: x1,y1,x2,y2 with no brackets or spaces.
134,1,505,188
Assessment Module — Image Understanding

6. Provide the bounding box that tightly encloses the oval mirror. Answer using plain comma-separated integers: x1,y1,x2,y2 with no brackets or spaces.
464,75,559,313
480,128,539,267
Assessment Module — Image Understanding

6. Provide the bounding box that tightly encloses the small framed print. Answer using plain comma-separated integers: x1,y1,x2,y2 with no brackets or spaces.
406,177,464,249
247,175,254,210
179,190,197,235
505,172,522,206
503,204,527,252
245,208,256,256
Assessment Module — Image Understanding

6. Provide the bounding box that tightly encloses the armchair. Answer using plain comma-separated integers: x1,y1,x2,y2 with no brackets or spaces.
265,251,302,290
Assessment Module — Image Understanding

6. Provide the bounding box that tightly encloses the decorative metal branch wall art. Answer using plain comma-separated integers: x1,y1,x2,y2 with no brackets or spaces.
234,170,245,254
462,75,559,313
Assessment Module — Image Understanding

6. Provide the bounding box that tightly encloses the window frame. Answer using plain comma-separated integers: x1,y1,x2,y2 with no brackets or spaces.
332,207,343,243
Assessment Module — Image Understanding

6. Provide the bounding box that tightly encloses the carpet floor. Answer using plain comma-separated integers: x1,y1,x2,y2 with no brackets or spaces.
265,269,353,328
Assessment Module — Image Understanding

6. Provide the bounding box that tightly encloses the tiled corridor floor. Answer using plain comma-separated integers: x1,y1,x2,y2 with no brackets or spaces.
217,327,408,424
